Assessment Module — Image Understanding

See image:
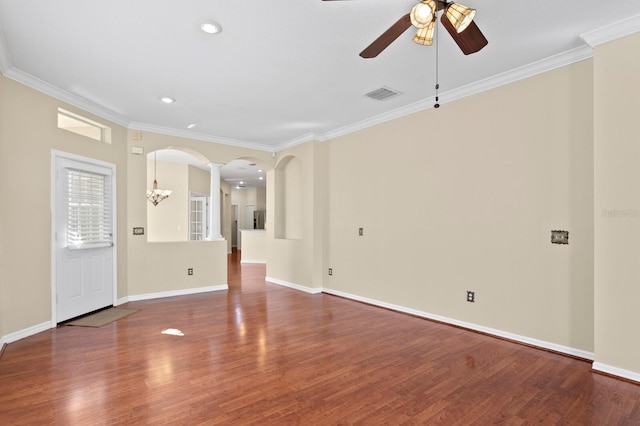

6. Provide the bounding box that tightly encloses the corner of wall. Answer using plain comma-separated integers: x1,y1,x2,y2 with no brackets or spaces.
0,74,5,340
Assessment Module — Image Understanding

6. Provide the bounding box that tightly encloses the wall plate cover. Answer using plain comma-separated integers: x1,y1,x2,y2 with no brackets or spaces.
551,230,569,245
133,227,144,235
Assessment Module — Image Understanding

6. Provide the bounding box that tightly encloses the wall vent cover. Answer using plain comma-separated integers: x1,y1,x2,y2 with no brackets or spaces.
365,87,400,101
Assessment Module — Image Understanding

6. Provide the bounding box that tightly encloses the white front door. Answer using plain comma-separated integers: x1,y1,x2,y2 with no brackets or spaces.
53,153,116,323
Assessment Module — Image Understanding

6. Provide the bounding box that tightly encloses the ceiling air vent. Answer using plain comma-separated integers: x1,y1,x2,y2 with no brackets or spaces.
365,87,400,101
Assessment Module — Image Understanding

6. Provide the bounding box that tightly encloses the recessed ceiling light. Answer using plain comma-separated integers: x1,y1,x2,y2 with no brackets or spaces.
201,21,222,34
257,169,263,173
187,123,196,129
160,97,175,104
259,176,264,180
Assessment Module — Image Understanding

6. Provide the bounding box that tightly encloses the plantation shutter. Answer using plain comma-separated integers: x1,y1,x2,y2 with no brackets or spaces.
66,168,113,248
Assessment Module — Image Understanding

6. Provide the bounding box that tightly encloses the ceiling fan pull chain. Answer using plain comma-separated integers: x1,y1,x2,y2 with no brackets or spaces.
434,15,440,109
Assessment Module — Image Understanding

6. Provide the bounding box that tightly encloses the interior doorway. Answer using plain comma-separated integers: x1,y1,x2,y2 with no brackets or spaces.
232,204,239,248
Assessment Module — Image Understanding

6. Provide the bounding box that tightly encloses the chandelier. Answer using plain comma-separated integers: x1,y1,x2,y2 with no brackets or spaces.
147,152,172,206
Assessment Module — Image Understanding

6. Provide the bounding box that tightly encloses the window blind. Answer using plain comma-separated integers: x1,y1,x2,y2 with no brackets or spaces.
67,168,112,248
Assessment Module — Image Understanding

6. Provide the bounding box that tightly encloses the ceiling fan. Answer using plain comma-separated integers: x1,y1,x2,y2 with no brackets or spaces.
323,0,488,58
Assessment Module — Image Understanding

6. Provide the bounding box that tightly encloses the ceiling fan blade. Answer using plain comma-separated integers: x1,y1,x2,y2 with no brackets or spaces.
440,14,488,55
360,13,412,58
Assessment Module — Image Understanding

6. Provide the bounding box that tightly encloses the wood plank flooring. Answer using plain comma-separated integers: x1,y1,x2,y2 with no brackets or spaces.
1,250,640,424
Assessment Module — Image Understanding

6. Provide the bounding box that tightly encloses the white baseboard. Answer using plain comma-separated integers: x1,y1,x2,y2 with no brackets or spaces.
265,276,322,294
322,288,595,361
117,284,228,304
241,260,266,264
1,286,230,347
593,362,640,383
12,284,640,383
1,321,52,345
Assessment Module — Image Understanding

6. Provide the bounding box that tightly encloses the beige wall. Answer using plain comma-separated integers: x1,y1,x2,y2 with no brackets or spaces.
3,36,640,380
326,60,595,353
0,74,5,339
593,32,640,374
283,157,303,240
0,76,128,335
188,164,210,195
266,141,324,289
240,230,267,263
126,129,273,296
127,241,227,297
256,186,266,211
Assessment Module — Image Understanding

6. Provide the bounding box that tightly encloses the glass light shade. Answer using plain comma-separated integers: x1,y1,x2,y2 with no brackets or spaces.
147,180,172,206
410,1,436,29
446,3,476,33
412,18,436,46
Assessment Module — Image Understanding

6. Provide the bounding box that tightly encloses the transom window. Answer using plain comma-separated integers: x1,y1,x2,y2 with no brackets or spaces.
58,108,111,144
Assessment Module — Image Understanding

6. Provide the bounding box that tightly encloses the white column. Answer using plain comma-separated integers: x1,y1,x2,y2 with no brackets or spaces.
207,163,223,240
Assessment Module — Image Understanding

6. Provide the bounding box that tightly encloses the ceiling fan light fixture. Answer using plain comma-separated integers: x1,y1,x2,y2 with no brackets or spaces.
413,17,436,46
445,3,476,33
410,0,436,29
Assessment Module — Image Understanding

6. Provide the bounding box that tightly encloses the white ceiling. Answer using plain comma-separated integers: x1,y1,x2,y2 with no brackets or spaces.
1,1,639,152
152,150,266,189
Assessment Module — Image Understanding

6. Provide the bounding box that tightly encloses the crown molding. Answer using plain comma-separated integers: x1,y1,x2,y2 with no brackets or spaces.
1,26,592,154
321,45,593,142
2,63,274,151
274,132,328,152
0,24,12,74
128,121,274,152
580,13,640,47
3,67,130,127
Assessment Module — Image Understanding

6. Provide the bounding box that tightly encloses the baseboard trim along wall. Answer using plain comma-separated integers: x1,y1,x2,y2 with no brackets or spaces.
592,362,640,384
1,321,51,345
7,283,639,385
265,277,322,294
117,284,229,305
322,288,595,362
1,285,230,347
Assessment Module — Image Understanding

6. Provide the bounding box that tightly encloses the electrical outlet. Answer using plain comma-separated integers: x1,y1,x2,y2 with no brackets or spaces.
328,268,333,276
358,227,364,236
467,291,475,303
188,268,193,276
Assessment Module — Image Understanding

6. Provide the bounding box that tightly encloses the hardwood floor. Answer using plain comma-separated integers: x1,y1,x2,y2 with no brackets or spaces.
1,250,640,425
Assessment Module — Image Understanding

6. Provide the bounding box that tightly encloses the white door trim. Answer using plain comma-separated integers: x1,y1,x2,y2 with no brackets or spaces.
50,150,118,326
